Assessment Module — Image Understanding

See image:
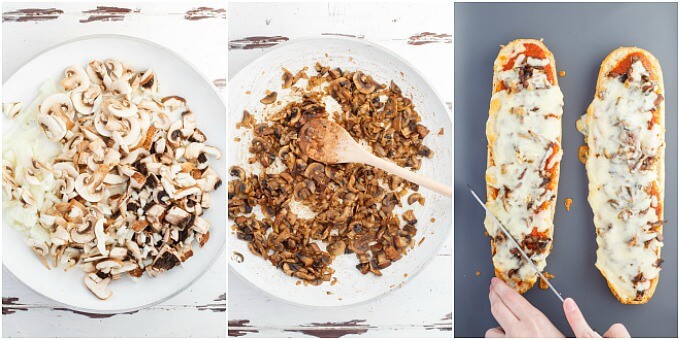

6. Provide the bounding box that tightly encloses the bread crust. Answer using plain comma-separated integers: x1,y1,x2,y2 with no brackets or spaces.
585,47,664,304
487,39,560,293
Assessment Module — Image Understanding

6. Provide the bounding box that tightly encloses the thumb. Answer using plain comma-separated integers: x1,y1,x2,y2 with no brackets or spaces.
603,323,631,338
563,298,601,338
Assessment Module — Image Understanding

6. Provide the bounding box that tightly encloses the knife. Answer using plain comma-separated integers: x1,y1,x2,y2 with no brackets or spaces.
468,184,565,302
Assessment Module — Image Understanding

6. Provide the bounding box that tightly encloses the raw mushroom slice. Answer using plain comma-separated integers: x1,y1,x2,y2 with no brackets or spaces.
3,102,23,119
61,65,91,91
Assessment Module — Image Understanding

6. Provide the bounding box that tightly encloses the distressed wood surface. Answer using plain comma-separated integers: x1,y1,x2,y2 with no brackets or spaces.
228,2,453,337
1,2,226,337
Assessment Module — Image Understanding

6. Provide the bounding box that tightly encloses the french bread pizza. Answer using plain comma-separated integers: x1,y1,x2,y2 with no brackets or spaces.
485,39,564,293
577,47,665,304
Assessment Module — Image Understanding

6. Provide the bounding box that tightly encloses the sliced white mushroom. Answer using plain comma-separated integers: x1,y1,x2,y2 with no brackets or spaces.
27,239,50,269
162,96,186,113
139,69,158,94
164,206,191,227
87,60,108,86
50,226,70,246
75,173,104,202
94,218,108,256
70,227,95,244
96,259,122,273
83,273,112,300
202,146,222,159
105,59,123,79
106,98,137,118
181,110,196,137
19,188,36,206
3,102,23,119
38,94,75,141
61,65,90,91
191,216,210,234
109,78,132,97
70,84,101,115
167,119,183,147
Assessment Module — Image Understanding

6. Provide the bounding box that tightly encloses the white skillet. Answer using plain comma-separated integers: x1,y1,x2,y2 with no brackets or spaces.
2,35,226,313
228,37,452,307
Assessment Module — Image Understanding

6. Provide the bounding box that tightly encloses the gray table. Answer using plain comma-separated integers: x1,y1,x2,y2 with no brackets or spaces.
454,2,678,337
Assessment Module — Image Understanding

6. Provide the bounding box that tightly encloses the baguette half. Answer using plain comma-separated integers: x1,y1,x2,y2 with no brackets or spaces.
577,47,665,304
485,39,564,293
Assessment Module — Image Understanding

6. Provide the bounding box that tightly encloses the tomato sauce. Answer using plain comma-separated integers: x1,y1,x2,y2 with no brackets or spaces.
649,182,663,219
609,52,652,76
502,43,555,85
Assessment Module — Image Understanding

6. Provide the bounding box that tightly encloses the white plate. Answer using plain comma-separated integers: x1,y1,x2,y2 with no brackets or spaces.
228,37,452,307
2,35,226,313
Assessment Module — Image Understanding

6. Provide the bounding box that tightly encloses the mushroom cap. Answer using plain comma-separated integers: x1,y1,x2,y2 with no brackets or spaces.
75,173,105,203
37,109,68,142
39,93,74,118
70,84,102,115
105,59,124,79
352,71,377,94
260,91,278,105
106,98,138,118
61,65,91,91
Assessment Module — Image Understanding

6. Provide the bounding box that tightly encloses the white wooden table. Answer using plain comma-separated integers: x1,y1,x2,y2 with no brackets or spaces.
228,3,453,337
1,2,226,337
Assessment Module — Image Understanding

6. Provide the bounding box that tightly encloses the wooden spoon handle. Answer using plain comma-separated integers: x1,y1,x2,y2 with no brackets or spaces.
362,153,452,197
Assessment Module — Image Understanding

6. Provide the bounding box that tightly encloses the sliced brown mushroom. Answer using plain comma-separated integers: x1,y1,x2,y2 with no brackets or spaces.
407,193,425,206
282,68,294,88
260,91,278,105
352,71,377,94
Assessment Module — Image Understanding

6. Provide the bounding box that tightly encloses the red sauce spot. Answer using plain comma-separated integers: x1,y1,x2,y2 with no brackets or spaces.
491,187,499,200
502,43,555,85
609,52,652,76
649,182,663,219
529,227,548,238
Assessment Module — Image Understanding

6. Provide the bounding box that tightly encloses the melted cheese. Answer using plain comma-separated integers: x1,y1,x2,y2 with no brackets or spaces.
485,48,564,289
579,60,664,301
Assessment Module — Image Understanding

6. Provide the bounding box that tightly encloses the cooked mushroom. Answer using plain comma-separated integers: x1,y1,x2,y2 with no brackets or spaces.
260,91,278,105
228,64,432,285
407,193,424,206
352,71,376,94
282,68,294,88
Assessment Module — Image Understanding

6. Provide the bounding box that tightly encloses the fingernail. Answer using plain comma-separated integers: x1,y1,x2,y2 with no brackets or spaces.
565,298,577,311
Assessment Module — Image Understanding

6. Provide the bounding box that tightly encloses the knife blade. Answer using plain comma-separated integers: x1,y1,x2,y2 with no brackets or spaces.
468,184,564,302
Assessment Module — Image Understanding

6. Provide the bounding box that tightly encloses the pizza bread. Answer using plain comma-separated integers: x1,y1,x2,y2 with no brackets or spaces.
577,47,665,304
485,39,564,293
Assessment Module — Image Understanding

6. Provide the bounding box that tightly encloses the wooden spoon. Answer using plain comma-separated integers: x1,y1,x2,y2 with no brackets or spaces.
299,118,452,197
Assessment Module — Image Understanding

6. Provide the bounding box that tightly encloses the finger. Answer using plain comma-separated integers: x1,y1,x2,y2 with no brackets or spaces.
603,323,631,338
563,298,601,338
491,277,538,318
485,327,506,338
489,287,520,333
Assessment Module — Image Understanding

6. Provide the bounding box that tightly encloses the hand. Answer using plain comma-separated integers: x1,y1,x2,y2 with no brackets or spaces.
486,277,631,338
486,277,563,337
